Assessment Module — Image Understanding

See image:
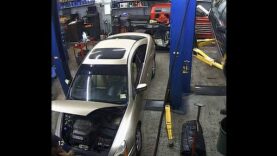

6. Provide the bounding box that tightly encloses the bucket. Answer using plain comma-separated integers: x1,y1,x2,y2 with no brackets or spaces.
217,117,226,155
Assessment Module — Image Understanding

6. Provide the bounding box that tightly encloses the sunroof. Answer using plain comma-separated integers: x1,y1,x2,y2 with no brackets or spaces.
108,36,145,41
89,48,126,59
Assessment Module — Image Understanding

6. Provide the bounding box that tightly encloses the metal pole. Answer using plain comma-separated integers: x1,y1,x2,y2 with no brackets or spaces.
52,0,72,95
197,106,201,122
195,103,205,122
169,0,196,110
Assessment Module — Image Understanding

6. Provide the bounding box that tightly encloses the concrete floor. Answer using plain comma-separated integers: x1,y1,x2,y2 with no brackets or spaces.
154,46,225,156
140,46,226,156
141,52,169,156
52,43,226,156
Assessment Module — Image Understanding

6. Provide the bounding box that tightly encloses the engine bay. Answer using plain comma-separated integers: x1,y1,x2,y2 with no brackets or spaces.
61,107,126,155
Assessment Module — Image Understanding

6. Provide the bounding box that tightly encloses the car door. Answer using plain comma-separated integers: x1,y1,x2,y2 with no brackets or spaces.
130,42,150,124
131,43,147,96
120,44,146,152
136,38,155,85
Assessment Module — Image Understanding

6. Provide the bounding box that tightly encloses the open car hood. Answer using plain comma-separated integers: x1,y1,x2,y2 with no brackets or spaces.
52,100,124,116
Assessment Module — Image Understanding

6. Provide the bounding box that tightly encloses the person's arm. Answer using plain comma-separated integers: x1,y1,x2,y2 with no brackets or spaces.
52,134,73,156
58,149,74,156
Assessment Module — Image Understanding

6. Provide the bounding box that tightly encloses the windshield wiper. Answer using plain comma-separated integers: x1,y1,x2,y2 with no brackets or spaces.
106,100,127,104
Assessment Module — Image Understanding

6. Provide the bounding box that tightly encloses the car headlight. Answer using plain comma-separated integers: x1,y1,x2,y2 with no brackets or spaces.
114,140,128,156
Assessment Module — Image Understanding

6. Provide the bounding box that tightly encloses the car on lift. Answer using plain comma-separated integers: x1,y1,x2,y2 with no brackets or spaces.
209,0,226,57
209,0,226,75
197,0,226,74
52,32,156,156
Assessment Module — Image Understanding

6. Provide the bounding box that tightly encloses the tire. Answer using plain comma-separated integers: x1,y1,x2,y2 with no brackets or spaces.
153,31,169,49
164,30,170,46
151,57,156,80
135,126,142,156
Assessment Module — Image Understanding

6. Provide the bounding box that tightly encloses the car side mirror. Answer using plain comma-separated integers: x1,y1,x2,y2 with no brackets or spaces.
136,83,147,92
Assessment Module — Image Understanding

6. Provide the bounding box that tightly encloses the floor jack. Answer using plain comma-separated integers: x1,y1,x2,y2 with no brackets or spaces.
181,103,206,156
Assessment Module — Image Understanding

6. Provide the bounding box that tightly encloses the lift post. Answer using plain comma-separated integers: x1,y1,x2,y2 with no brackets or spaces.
169,0,196,111
52,0,72,95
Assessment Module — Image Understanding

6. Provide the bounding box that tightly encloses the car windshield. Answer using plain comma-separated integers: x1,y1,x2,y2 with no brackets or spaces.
69,65,128,105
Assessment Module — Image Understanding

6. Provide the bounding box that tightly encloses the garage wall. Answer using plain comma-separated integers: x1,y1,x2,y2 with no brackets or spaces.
98,0,112,34
59,0,112,33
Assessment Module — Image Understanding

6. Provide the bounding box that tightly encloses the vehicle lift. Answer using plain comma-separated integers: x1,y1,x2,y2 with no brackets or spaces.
161,0,197,147
161,0,207,155
168,0,196,111
52,0,72,95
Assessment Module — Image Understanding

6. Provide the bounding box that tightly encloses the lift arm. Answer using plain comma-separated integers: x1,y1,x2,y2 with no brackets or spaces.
193,48,223,70
196,39,216,47
193,39,224,70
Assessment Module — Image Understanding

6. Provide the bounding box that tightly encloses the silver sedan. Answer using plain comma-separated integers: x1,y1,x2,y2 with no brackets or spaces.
52,32,156,156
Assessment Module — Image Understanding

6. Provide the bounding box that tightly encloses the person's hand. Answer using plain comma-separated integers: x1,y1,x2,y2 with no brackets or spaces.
58,150,74,156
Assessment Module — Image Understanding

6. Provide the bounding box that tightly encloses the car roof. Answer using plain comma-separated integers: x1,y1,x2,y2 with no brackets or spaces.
82,39,137,65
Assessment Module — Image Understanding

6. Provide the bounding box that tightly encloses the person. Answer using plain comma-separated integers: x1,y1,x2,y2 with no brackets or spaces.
52,134,74,156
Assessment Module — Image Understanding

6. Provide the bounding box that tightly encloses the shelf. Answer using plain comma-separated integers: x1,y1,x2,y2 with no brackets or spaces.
112,6,148,10
60,2,95,9
113,0,142,3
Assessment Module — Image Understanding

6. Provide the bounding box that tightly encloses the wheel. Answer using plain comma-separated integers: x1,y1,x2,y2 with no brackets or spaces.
151,57,156,80
135,126,142,156
164,30,170,46
153,30,169,49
